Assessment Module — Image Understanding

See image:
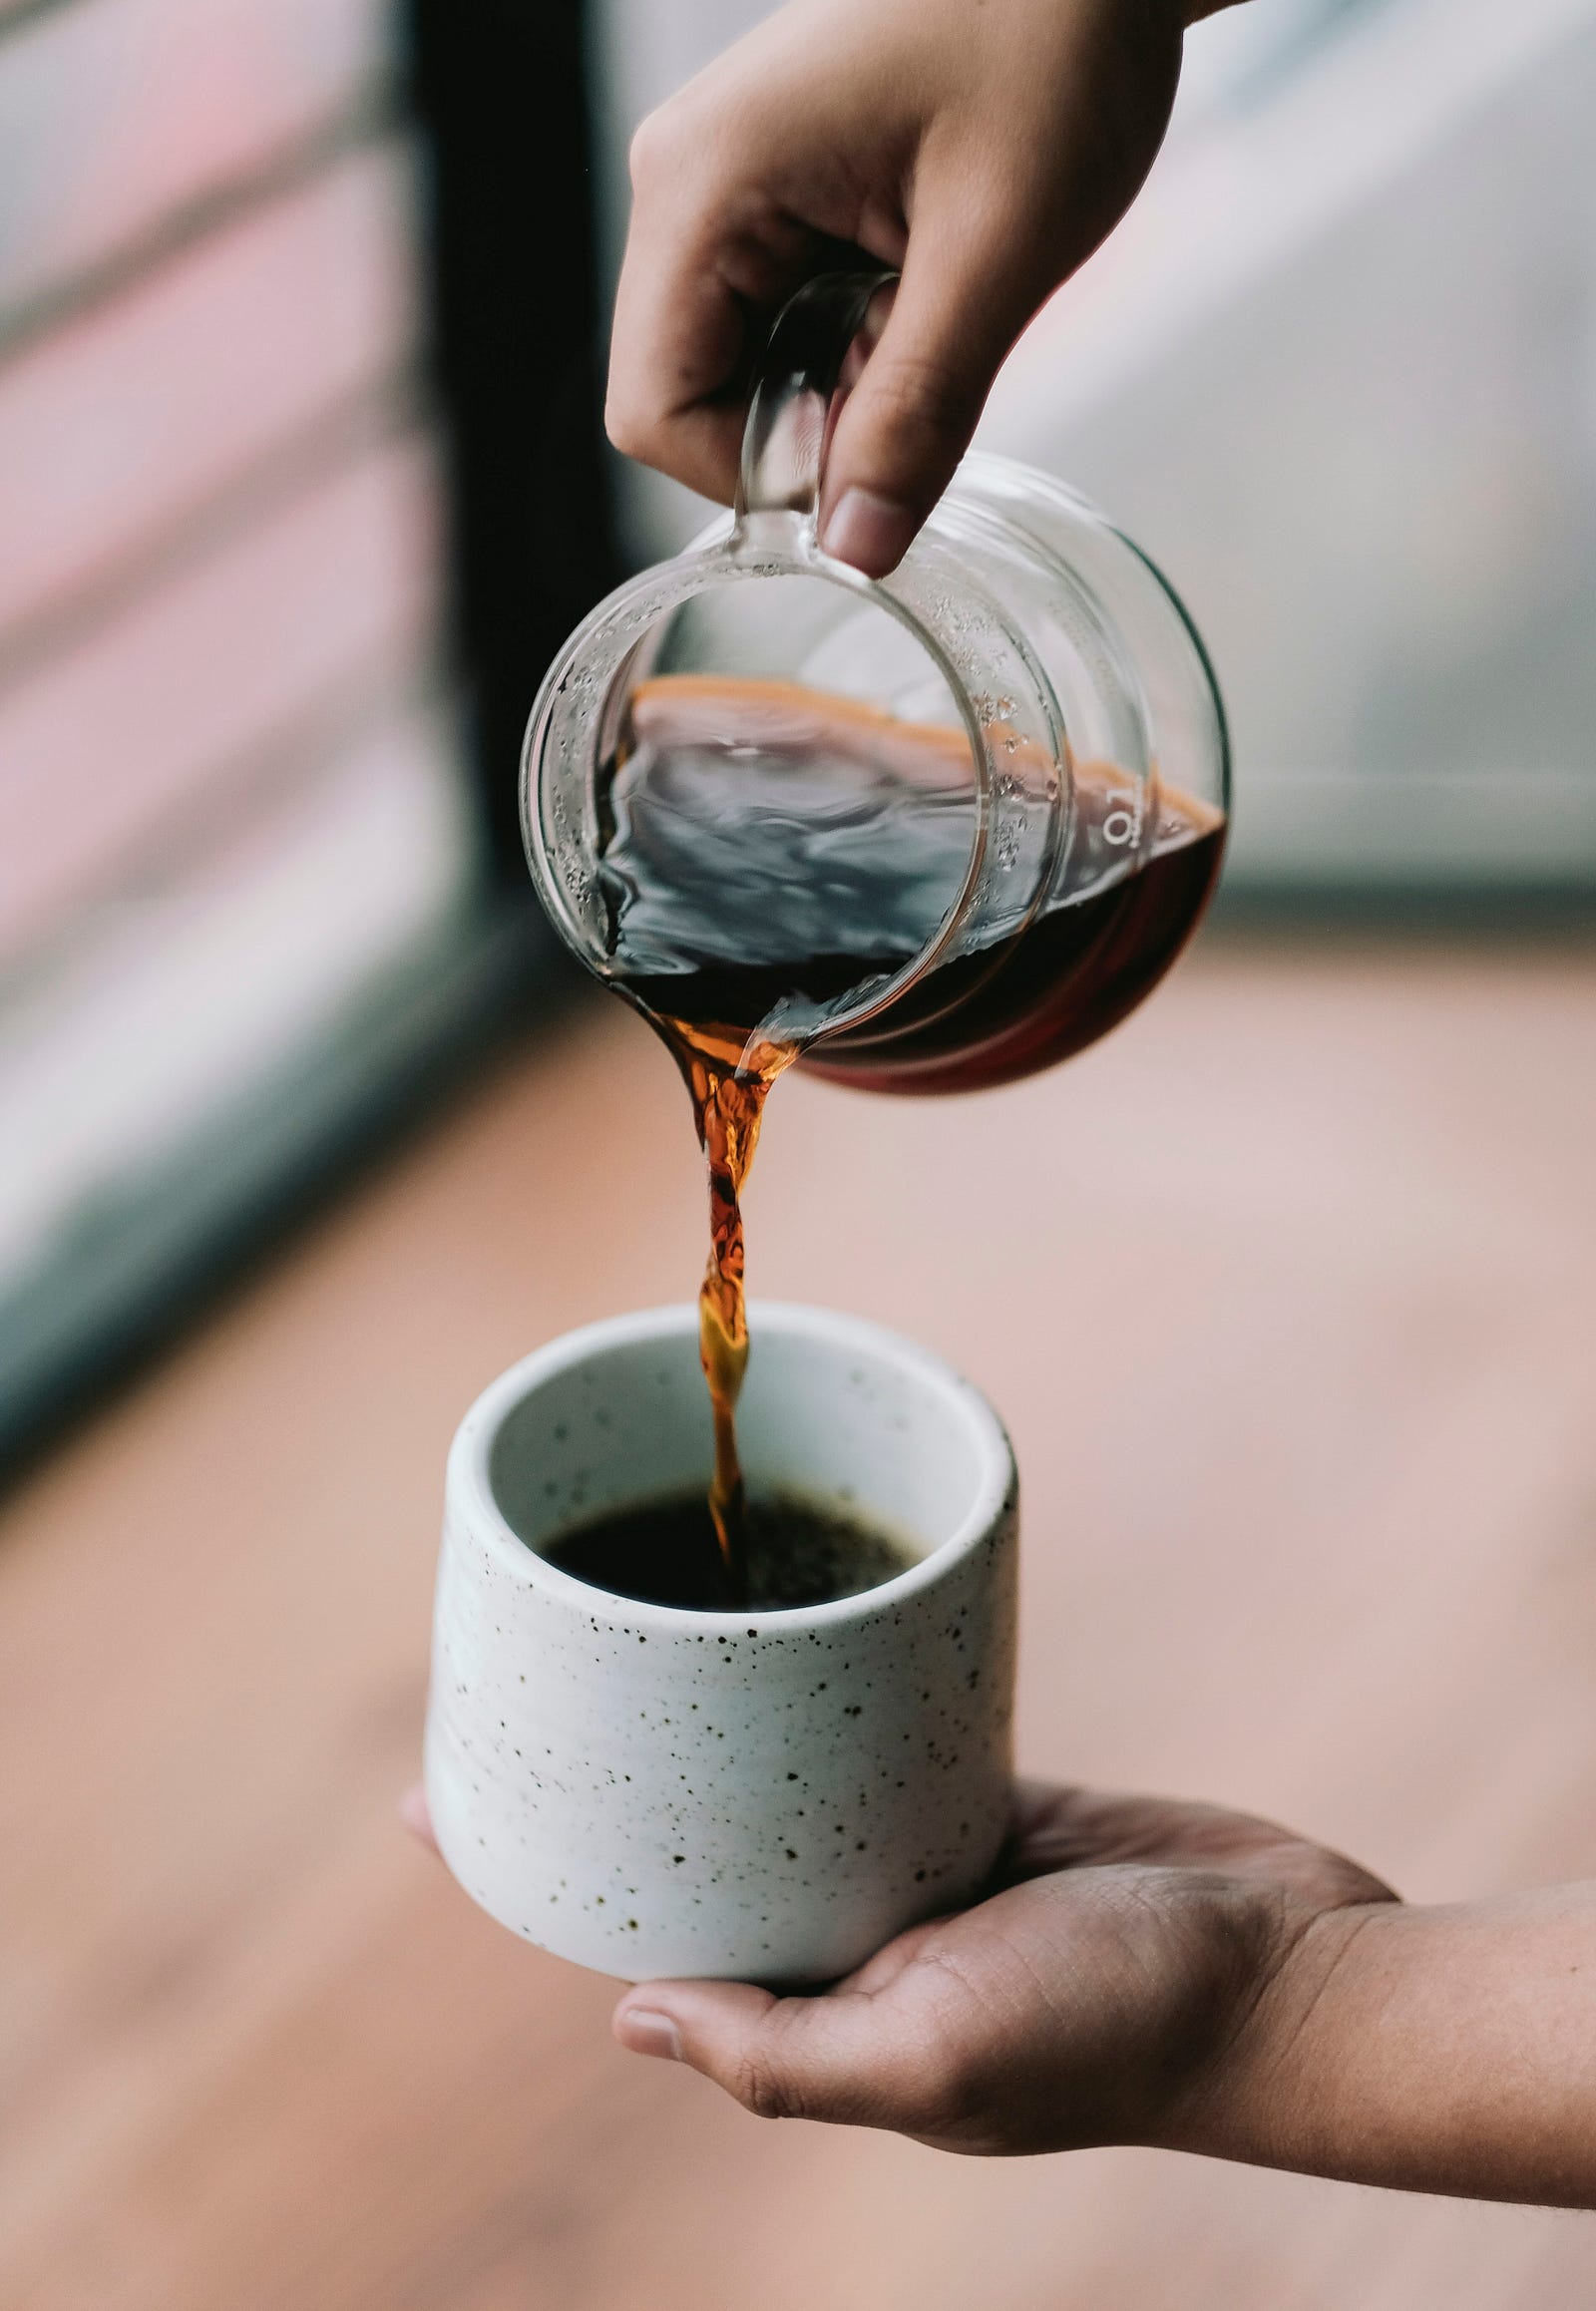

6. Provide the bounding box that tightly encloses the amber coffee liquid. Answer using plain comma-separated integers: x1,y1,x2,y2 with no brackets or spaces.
648,1011,793,1607
598,675,1225,1602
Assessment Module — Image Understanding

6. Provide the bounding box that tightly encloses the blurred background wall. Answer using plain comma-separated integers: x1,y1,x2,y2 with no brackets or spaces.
0,0,615,1456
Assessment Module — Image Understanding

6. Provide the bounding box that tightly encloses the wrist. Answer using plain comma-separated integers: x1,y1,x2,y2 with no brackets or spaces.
1153,1896,1400,2170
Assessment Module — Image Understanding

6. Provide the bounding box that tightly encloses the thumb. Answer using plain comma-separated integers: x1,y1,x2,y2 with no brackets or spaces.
612,1975,941,2128
817,189,1037,577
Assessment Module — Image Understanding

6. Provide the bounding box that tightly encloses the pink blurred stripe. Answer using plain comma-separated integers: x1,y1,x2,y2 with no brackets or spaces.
0,435,441,954
0,149,415,639
0,0,387,313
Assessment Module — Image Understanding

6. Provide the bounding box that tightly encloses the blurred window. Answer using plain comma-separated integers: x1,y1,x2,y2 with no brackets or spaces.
987,0,1596,900
0,0,480,1448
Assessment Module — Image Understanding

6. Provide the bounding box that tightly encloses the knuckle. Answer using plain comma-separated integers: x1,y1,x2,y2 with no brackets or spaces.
912,2039,990,2140
890,1967,997,2139
628,92,720,192
730,2045,800,2122
862,353,976,448
602,386,655,461
626,105,678,189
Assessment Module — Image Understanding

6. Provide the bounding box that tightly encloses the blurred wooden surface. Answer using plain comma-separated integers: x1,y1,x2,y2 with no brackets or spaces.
4,937,1596,2309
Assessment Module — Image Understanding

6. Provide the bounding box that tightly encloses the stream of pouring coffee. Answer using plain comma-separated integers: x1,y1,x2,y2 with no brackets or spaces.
652,1016,794,1607
598,675,1224,1609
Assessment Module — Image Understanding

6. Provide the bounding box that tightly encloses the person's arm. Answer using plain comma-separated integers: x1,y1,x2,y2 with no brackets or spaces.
605,0,1245,578
1183,1885,1596,2204
602,1781,1596,2205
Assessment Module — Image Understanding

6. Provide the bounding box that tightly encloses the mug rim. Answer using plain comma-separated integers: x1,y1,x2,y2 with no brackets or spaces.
447,1300,1015,1636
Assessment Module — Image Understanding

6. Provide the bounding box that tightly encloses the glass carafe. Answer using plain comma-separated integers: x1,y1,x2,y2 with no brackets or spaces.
524,272,1229,1094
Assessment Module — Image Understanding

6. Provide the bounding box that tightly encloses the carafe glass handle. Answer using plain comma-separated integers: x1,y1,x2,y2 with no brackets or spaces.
734,269,897,535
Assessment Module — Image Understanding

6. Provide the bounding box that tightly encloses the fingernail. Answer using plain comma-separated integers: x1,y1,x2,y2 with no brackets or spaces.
399,1784,434,1844
821,488,916,577
615,2007,683,2062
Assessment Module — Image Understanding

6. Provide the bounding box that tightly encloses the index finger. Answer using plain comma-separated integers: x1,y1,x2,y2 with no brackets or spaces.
605,148,822,503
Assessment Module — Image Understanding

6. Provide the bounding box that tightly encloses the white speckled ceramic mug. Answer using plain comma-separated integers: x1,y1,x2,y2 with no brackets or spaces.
425,1302,1018,1986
